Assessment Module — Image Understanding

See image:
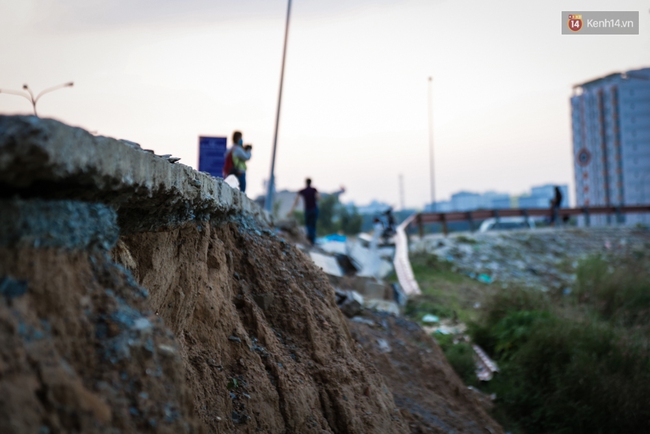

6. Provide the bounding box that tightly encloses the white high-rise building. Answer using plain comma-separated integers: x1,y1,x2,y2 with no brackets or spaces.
571,67,650,225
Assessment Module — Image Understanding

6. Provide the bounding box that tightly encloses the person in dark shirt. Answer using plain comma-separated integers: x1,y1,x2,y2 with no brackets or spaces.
549,186,563,226
288,178,320,245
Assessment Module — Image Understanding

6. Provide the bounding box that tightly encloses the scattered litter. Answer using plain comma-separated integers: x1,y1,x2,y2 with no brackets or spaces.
473,344,499,381
421,314,440,324
335,289,364,318
376,338,391,353
335,253,360,275
477,274,493,284
133,317,153,331
392,283,407,306
309,252,343,277
351,316,375,326
364,299,400,316
224,175,240,190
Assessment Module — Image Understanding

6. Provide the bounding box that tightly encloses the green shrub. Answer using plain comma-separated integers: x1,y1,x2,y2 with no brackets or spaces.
479,286,551,331
471,282,650,433
489,310,552,361
435,334,479,387
444,342,479,387
489,318,650,433
575,254,650,327
455,235,477,244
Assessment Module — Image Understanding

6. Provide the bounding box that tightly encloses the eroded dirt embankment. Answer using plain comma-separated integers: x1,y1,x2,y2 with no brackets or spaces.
0,200,200,433
0,199,407,433
119,218,407,433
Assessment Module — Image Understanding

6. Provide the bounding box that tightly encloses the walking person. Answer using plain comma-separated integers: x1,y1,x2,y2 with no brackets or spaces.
288,178,320,245
549,186,563,226
224,131,252,193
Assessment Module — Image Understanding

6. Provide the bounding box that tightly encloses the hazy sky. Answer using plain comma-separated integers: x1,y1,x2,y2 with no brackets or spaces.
1,0,648,208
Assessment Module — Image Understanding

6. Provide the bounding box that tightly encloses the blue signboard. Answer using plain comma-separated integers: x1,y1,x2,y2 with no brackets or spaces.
198,136,227,178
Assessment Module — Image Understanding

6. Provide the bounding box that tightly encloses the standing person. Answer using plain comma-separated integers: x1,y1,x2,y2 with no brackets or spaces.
288,178,320,245
549,186,563,226
382,207,396,242
224,131,252,193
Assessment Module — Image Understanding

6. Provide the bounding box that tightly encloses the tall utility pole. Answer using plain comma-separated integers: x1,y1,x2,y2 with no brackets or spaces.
399,174,405,210
427,76,435,210
265,0,293,213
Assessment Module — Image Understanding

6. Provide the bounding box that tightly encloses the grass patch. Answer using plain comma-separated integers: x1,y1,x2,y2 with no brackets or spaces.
455,235,477,244
408,252,490,323
410,252,467,284
574,254,650,328
435,333,479,387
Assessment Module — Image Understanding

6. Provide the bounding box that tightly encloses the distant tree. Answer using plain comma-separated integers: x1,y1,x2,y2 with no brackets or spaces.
339,205,363,235
317,194,339,236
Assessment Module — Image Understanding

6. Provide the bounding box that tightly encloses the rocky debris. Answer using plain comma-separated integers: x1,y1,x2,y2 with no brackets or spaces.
335,289,364,318
414,227,650,290
273,219,311,246
347,311,503,434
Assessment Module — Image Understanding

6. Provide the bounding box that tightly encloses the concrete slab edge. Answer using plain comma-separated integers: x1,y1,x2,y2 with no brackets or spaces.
0,116,272,232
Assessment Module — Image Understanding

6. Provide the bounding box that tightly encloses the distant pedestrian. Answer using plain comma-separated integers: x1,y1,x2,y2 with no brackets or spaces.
381,207,396,242
224,131,252,193
549,186,563,226
288,178,320,245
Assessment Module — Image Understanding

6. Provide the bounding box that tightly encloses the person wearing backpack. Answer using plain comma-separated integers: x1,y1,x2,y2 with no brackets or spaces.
223,131,252,193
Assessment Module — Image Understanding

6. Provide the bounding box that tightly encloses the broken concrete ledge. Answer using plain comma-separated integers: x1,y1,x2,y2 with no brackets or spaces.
0,116,271,233
0,199,118,250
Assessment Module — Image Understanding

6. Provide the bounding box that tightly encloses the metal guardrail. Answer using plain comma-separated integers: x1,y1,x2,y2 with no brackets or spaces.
411,205,650,236
393,214,421,295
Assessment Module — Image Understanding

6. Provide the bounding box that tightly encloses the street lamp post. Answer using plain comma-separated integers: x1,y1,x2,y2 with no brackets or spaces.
427,77,435,210
265,0,293,213
0,82,74,116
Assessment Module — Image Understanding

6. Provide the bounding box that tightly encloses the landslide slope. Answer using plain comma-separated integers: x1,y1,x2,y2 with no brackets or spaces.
120,218,407,433
0,116,500,433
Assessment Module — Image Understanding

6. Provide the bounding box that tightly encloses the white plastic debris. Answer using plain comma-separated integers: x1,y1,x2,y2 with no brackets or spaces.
422,314,440,324
224,174,240,190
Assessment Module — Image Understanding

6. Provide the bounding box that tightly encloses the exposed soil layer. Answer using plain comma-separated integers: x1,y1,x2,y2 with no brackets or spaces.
0,246,201,434
121,219,408,433
347,312,503,434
